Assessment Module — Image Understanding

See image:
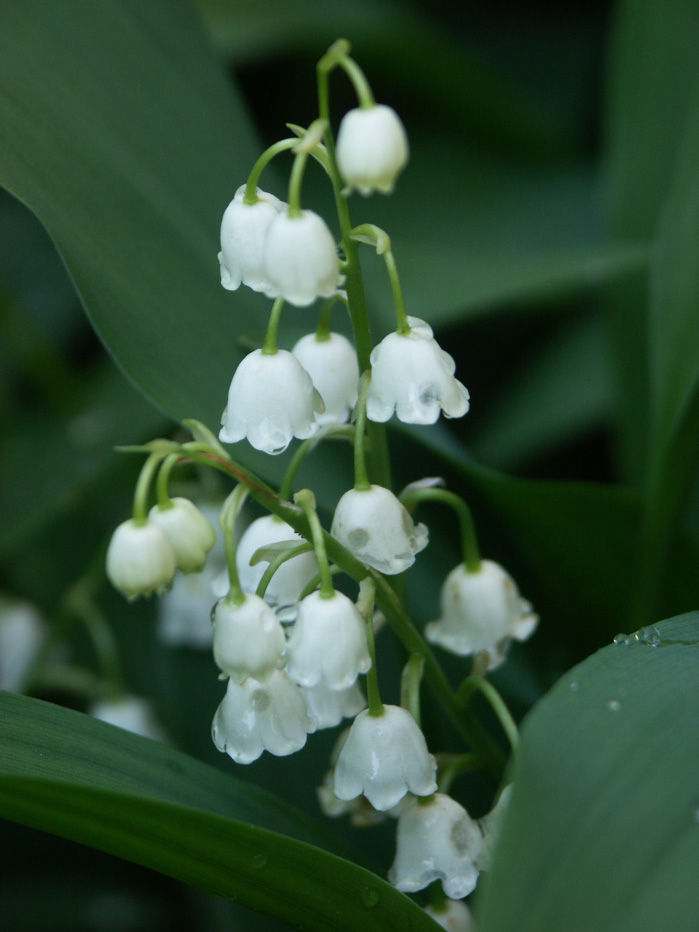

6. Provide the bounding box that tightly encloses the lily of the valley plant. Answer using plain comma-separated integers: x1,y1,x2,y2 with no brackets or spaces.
106,40,537,920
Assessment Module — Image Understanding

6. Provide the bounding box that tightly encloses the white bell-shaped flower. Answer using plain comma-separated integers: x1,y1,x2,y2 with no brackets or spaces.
263,209,344,307
212,594,286,682
336,104,409,196
218,185,285,294
302,681,366,730
291,332,359,424
334,705,437,810
331,484,428,575
219,349,323,454
389,793,483,899
285,590,371,690
211,669,314,764
425,560,538,671
106,519,176,600
424,898,476,931
148,498,216,574
367,317,470,425
0,600,46,693
235,514,319,620
90,695,167,743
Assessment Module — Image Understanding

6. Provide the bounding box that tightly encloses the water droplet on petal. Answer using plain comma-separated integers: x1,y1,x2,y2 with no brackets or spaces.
359,887,380,908
607,699,622,712
613,633,628,646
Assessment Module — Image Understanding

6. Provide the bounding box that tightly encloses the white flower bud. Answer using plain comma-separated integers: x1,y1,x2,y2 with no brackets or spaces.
285,590,371,690
292,332,359,424
90,695,167,743
389,793,483,899
106,519,176,600
235,514,319,620
425,560,538,671
211,670,314,764
219,349,323,454
212,594,285,682
331,484,428,575
302,681,366,730
334,705,437,811
368,317,469,424
218,185,284,294
148,498,216,574
336,104,409,196
0,600,46,693
263,209,344,307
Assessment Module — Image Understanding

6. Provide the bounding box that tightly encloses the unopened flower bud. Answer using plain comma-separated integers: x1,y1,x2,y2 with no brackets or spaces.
212,594,285,682
106,519,176,600
336,104,408,196
149,497,216,574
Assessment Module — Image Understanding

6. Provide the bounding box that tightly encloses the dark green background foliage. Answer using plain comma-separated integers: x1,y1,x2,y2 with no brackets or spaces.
0,1,696,929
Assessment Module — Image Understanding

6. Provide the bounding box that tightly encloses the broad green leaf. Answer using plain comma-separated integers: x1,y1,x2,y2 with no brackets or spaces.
0,693,437,931
478,613,699,932
0,0,263,430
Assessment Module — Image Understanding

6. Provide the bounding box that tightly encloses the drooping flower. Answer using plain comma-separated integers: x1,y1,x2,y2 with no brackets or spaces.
234,514,319,620
149,497,216,574
263,209,344,307
90,695,168,743
285,590,371,690
106,519,176,600
333,705,437,810
389,793,483,899
0,599,46,693
425,560,538,671
331,484,428,575
367,317,469,425
211,670,314,764
291,331,359,424
302,681,366,730
212,594,286,682
336,104,409,196
218,185,285,294
219,349,323,454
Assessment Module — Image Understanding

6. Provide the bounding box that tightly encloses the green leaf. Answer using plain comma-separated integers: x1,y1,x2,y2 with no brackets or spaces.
0,0,263,430
478,613,699,932
0,693,437,931
602,0,699,483
649,105,699,448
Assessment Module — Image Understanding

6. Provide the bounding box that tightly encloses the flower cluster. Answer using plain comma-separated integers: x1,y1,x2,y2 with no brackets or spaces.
105,40,539,915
